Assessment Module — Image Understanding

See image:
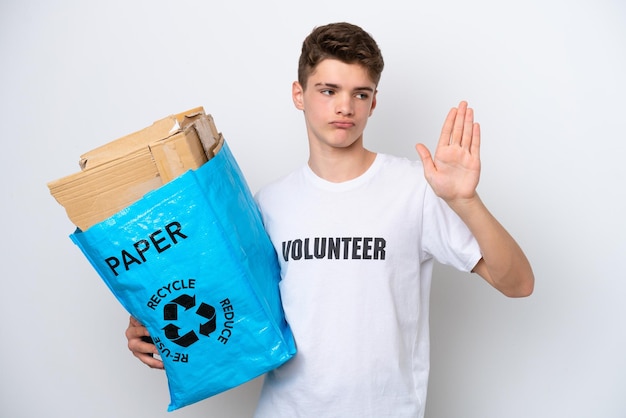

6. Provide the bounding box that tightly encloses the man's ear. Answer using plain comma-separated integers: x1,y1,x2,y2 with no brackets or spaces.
369,90,378,116
292,81,305,110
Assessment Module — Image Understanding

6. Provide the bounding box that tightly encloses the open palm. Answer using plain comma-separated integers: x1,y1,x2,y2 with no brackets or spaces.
416,101,481,204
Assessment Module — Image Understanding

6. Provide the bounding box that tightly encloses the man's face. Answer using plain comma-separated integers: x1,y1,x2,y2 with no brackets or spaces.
293,59,377,152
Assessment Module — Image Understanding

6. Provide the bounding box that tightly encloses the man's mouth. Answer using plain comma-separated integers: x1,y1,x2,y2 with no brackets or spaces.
331,121,354,129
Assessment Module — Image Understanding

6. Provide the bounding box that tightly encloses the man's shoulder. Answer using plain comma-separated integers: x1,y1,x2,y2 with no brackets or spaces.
255,165,304,200
376,152,424,177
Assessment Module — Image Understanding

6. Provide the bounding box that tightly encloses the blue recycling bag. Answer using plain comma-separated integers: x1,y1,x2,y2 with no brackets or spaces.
71,141,296,411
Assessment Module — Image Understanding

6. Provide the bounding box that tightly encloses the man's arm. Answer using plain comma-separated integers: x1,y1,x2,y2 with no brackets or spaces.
415,101,534,297
447,194,534,297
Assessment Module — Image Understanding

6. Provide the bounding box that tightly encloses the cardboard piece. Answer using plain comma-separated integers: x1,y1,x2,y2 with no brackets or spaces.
47,107,222,231
78,107,207,170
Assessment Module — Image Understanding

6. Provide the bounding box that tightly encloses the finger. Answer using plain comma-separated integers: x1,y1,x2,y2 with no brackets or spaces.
471,122,481,157
132,351,165,369
451,101,468,146
128,333,161,361
415,143,436,180
415,143,433,165
438,107,457,148
128,330,157,351
129,316,142,327
460,106,474,149
125,322,149,340
126,321,157,353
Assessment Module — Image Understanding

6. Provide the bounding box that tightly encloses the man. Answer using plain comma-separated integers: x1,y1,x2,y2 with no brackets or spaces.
127,22,534,417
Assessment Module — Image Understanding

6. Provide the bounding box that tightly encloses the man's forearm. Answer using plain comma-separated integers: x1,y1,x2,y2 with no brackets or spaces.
449,195,535,297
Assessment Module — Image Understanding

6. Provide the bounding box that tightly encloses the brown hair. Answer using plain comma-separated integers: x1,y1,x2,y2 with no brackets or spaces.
298,22,384,89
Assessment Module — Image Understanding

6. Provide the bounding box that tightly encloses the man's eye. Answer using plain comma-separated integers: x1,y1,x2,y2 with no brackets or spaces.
356,93,369,100
321,89,334,96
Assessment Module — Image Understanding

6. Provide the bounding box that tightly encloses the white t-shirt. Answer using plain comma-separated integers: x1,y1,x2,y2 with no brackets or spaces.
253,153,481,418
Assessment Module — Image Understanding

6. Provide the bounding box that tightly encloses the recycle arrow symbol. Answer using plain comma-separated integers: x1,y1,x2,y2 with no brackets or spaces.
197,302,217,337
161,293,217,347
163,294,196,320
162,294,200,347
162,323,200,347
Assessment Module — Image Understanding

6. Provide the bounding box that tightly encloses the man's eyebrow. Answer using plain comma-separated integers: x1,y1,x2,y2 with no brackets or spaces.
314,82,375,92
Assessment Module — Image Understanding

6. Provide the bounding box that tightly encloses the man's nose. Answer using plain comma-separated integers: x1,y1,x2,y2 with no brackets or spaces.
335,94,354,116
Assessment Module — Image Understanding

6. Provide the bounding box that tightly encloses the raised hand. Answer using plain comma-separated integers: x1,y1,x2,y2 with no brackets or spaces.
415,101,481,206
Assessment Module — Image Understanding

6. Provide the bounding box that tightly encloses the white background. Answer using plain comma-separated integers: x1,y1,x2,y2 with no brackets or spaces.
1,1,625,417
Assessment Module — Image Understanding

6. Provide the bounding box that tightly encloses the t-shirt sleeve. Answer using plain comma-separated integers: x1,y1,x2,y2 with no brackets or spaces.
421,185,482,272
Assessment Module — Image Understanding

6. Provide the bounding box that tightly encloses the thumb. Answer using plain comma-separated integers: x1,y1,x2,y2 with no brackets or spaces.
415,143,435,175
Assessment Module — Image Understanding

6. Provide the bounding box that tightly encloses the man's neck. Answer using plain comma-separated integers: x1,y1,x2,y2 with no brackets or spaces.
308,146,377,183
